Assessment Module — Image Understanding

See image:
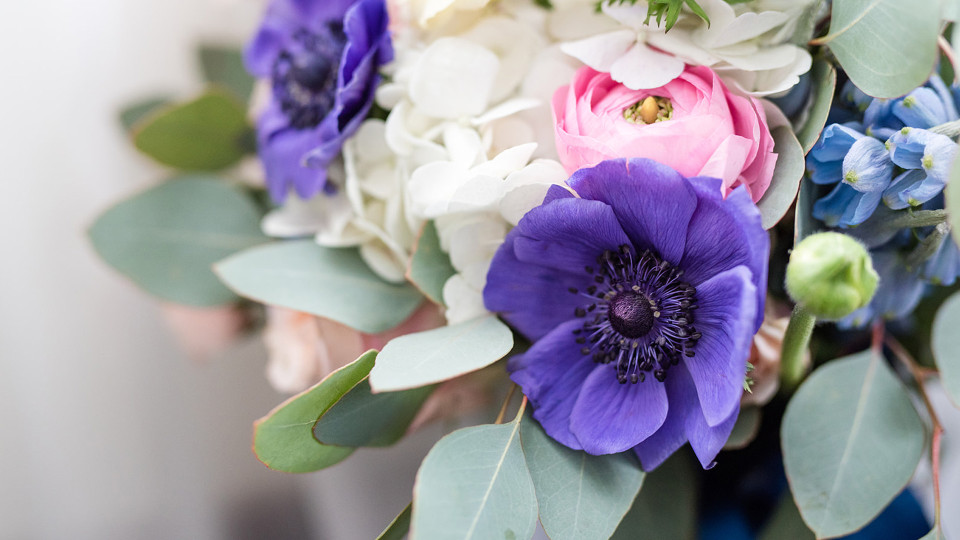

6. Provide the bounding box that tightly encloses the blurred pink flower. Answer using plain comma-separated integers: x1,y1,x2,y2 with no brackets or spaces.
552,65,777,202
160,303,248,361
742,299,801,406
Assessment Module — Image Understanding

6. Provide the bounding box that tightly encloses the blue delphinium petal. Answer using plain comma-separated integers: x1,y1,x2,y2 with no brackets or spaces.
841,137,893,193
929,74,959,120
814,183,882,227
892,87,951,128
923,233,960,286
883,169,927,209
809,124,862,163
484,158,768,469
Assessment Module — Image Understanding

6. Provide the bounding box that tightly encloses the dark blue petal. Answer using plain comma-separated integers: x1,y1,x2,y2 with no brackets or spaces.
810,124,862,163
682,265,757,427
508,320,599,450
566,158,697,264
569,363,669,454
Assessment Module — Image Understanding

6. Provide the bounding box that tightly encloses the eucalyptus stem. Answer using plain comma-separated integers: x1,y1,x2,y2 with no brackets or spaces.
781,305,816,389
494,383,519,424
885,335,943,531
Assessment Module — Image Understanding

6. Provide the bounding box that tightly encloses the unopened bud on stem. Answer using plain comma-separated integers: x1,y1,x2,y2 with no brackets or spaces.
785,232,879,320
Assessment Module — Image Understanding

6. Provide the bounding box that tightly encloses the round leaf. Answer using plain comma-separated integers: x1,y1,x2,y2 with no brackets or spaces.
407,221,456,306
369,316,514,392
253,351,378,473
819,0,940,98
520,415,644,540
757,124,805,229
88,176,267,306
133,90,253,170
932,292,960,408
611,453,698,540
215,240,423,334
781,350,925,538
948,150,960,251
314,379,434,447
796,60,837,155
411,420,538,540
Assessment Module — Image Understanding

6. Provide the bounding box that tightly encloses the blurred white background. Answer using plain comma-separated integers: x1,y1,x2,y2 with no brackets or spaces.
0,1,445,538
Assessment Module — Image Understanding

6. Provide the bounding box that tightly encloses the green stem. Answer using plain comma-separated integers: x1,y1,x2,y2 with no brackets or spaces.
781,305,816,389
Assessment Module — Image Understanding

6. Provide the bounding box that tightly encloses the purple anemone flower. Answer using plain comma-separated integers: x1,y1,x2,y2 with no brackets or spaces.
245,0,393,202
483,158,768,471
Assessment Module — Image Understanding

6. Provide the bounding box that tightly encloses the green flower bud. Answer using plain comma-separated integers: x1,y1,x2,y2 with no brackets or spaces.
785,232,879,320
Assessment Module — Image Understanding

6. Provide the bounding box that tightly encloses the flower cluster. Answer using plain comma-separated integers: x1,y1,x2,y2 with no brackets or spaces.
807,76,960,326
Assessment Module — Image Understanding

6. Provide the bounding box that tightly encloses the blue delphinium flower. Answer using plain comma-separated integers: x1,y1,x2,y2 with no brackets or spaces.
883,128,957,209
245,0,393,202
483,158,768,470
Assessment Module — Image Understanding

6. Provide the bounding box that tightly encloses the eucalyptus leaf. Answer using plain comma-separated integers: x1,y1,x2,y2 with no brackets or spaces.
758,492,814,540
948,151,960,250
253,351,378,473
88,176,267,306
794,178,821,244
119,97,171,132
611,453,697,540
407,221,456,305
781,350,925,538
796,60,837,154
932,291,960,408
133,90,253,171
920,526,943,540
198,44,255,101
520,414,644,540
757,124,805,229
411,419,538,540
817,0,940,98
377,503,412,540
215,240,423,334
314,378,434,447
723,406,761,450
369,316,514,392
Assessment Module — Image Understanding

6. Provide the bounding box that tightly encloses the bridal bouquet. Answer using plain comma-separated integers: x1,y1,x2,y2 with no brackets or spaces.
92,0,960,537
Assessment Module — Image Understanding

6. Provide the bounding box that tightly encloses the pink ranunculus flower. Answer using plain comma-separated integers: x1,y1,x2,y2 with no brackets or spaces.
552,65,778,202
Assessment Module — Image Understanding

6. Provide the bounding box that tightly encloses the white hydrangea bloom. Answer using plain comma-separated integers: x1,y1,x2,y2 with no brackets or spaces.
559,0,815,96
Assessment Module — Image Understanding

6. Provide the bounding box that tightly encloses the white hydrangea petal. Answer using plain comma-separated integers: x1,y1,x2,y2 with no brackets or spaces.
600,2,655,30
714,43,799,72
473,143,538,178
409,37,500,119
448,174,505,213
360,241,408,283
499,183,554,226
709,11,790,48
460,258,494,289
461,17,543,103
560,29,636,73
471,97,542,126
548,3,620,41
442,274,491,324
261,194,332,238
442,125,486,169
646,29,720,66
610,43,685,90
447,218,507,270
407,161,471,218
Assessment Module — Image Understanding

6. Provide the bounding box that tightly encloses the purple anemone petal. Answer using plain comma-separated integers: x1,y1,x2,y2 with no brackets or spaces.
681,265,756,426
511,198,632,276
569,366,669,454
681,179,767,331
508,320,599,450
566,158,697,264
631,370,692,471
485,234,595,341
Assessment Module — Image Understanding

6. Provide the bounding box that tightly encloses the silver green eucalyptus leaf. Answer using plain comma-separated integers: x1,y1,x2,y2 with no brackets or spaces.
932,292,960,408
782,350,925,538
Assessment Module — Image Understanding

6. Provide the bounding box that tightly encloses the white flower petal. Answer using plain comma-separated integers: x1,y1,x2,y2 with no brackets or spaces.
560,29,636,73
409,38,500,119
610,43,685,90
360,241,408,283
442,274,491,324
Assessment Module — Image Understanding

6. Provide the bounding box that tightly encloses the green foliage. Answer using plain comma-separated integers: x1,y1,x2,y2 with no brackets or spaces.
119,97,171,132
253,351,379,473
723,406,761,450
595,0,710,31
816,0,940,98
519,415,644,540
932,292,960,408
411,419,538,540
756,122,805,229
198,44,255,101
758,493,814,540
133,90,254,171
88,176,267,306
368,316,514,392
611,453,698,540
794,177,823,243
796,60,838,155
781,350,925,538
377,504,412,540
215,240,423,334
313,379,435,447
949,148,960,250
920,526,944,540
408,221,457,305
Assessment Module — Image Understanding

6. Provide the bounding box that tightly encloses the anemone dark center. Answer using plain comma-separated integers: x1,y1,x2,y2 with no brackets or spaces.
272,22,347,130
608,292,655,338
570,245,700,385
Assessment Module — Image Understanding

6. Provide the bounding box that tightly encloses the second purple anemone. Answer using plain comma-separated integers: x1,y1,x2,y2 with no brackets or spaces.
484,158,768,470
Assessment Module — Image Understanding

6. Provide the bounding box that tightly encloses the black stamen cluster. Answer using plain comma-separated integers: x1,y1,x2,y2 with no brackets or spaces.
272,22,346,130
570,244,700,384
